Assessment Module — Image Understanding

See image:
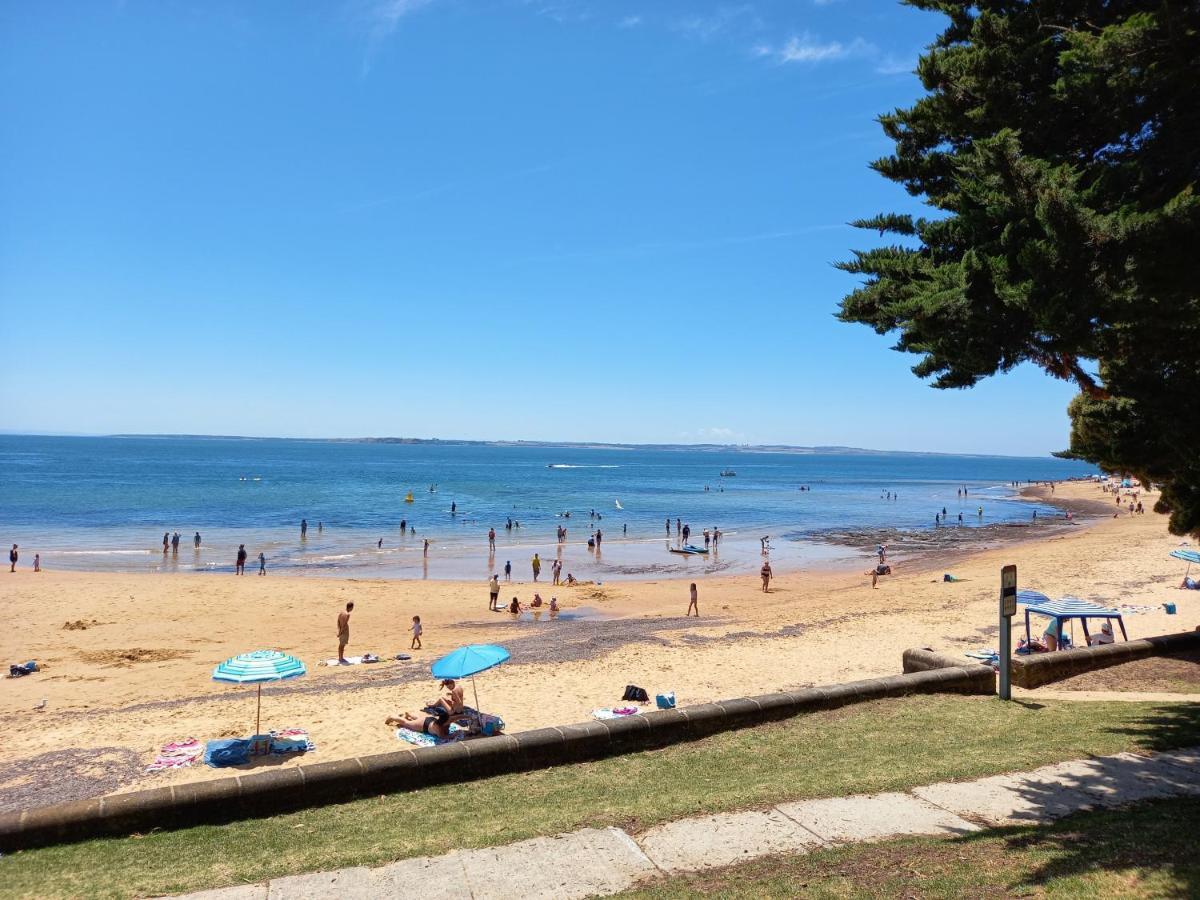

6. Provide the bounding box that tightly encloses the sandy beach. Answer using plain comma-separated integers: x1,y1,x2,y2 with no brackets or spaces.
1,480,1193,812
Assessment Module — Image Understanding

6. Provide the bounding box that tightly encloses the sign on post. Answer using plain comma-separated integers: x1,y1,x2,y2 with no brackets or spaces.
999,564,1016,700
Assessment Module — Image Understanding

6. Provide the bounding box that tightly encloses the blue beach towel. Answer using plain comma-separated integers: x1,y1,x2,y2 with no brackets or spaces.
204,738,251,768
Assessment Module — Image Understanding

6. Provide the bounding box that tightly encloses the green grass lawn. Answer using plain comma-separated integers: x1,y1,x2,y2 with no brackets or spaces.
617,797,1200,899
2,696,1197,899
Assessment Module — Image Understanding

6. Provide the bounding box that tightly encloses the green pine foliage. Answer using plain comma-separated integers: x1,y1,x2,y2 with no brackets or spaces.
838,1,1200,536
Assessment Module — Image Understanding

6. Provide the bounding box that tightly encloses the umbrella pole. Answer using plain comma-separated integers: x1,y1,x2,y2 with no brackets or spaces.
256,684,262,736
471,675,481,724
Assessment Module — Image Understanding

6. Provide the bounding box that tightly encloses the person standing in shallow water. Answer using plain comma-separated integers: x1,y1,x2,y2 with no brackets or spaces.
301,518,308,538
258,552,266,575
236,544,247,575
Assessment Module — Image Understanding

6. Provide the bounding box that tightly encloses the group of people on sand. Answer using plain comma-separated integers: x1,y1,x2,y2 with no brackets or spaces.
9,544,40,573
336,602,423,664
487,575,561,615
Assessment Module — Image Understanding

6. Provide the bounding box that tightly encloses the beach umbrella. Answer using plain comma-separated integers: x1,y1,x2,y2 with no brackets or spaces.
431,644,509,718
1170,549,1200,579
1016,589,1051,605
212,649,306,736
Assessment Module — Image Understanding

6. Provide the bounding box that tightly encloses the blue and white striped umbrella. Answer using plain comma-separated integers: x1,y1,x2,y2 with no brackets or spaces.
1016,589,1052,606
1171,549,1200,580
212,649,307,684
212,650,306,736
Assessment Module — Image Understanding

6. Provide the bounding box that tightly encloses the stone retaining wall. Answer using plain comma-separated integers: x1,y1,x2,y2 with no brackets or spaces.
1009,629,1200,689
0,665,993,852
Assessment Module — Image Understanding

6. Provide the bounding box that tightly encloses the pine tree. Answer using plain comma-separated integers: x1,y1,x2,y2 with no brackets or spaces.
838,1,1200,536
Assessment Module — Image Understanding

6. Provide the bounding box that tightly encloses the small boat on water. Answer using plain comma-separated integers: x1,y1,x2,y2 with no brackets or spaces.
719,469,736,477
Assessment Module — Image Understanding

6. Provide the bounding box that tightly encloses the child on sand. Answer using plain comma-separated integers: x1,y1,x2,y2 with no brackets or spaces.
687,582,699,617
410,615,422,650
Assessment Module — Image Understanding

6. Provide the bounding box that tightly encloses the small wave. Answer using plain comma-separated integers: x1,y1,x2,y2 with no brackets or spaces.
316,553,356,561
50,549,155,556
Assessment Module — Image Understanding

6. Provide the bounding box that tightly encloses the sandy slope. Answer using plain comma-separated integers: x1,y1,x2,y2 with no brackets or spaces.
1,481,1194,807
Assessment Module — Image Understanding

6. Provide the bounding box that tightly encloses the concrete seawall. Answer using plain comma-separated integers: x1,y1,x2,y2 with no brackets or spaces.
1009,629,1200,689
0,665,994,852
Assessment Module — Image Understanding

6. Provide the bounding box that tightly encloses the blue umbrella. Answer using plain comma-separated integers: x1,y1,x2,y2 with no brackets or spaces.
431,644,509,717
1171,549,1200,579
213,649,306,735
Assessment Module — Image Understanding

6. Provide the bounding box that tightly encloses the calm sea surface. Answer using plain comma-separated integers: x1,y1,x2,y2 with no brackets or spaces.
0,436,1096,580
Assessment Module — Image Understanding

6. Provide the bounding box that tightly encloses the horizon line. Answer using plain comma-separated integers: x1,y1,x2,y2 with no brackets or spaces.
0,430,1081,463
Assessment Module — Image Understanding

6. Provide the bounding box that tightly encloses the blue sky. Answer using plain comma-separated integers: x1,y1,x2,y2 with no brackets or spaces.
0,1,1080,455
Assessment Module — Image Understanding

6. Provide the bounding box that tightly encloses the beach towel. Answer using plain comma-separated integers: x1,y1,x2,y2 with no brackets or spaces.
592,707,642,720
394,653,412,661
1119,604,1161,614
204,738,251,768
395,724,467,748
322,655,380,667
270,728,315,754
146,738,201,772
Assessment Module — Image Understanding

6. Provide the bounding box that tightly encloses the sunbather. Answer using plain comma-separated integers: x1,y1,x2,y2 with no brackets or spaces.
386,679,465,737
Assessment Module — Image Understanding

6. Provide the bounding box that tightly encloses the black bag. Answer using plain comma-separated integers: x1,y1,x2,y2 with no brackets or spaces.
622,684,649,703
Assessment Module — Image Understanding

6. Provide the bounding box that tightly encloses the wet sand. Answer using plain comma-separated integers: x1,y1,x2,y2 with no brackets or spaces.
1,480,1192,811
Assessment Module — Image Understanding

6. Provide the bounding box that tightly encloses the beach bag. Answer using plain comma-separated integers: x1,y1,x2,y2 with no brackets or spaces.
204,738,251,768
656,692,676,710
8,661,37,678
622,685,649,703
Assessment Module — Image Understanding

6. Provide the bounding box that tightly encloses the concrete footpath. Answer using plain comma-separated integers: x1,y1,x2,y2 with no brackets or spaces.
166,747,1200,900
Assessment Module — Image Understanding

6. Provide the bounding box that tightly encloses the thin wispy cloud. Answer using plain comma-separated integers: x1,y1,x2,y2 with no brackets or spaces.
673,5,760,41
618,15,642,28
762,32,877,64
358,0,438,75
505,224,849,267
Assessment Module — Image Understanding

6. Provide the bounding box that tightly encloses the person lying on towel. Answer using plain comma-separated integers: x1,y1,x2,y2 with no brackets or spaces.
386,679,466,738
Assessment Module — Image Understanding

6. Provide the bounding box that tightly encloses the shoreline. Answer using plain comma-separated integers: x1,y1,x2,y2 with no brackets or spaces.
3,479,1187,813
1,483,1091,585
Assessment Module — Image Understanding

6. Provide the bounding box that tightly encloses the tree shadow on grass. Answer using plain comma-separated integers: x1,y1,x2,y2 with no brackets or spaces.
954,797,1200,897
942,703,1200,895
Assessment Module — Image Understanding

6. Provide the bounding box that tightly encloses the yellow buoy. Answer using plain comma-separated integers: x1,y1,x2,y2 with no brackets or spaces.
404,492,414,503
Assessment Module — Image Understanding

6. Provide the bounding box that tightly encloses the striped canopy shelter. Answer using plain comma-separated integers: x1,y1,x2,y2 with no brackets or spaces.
1022,597,1127,650
1170,549,1200,580
212,650,306,735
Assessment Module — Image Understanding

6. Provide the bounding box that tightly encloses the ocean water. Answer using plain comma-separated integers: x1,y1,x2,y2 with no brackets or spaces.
0,435,1096,580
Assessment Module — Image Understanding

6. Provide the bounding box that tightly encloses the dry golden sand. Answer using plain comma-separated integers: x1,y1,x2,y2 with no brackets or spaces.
1,481,1194,804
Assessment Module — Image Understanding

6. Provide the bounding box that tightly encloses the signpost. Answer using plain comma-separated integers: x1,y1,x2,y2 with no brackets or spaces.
999,564,1017,700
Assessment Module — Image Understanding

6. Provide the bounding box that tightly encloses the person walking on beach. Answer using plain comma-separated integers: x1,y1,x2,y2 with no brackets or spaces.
531,553,542,582
194,532,201,549
687,582,699,617
337,602,353,664
488,528,496,551
9,544,17,573
489,574,500,611
235,544,247,575
552,559,562,584
33,553,40,573
301,519,308,538
410,615,422,650
504,560,512,581
258,552,266,575
760,560,772,592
